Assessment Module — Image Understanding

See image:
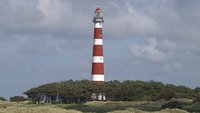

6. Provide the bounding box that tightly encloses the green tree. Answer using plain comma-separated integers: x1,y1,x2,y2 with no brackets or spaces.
24,79,197,103
0,97,7,101
10,96,27,102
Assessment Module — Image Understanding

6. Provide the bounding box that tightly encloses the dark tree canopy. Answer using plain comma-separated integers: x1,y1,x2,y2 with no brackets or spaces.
10,96,27,102
0,97,7,101
24,80,199,104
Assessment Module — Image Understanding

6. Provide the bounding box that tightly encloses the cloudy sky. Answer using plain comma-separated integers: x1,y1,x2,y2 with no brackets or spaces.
1,0,200,98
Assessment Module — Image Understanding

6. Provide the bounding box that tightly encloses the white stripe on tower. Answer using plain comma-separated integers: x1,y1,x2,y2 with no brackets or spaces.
94,22,102,28
92,75,105,81
94,39,103,45
93,56,104,63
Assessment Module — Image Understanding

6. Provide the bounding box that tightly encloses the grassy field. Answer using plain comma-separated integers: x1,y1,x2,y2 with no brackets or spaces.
0,101,190,113
0,101,81,113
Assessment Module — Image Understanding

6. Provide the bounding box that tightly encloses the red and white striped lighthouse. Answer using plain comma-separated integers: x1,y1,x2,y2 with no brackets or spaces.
91,8,105,101
92,8,104,84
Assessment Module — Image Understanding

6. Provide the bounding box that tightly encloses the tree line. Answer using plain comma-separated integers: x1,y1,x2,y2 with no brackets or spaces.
24,80,200,104
0,96,27,102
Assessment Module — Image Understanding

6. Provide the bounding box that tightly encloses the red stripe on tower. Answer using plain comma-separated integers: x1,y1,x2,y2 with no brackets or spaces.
92,8,104,85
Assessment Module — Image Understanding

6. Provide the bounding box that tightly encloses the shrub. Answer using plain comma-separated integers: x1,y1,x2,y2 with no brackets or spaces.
194,95,200,102
160,91,175,101
186,102,200,112
161,101,183,109
10,96,27,102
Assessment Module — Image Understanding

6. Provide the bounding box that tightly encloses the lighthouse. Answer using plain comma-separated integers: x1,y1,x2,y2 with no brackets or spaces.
91,8,105,101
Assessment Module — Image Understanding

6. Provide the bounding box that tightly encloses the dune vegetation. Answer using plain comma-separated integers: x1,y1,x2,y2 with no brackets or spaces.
0,101,190,113
0,101,80,113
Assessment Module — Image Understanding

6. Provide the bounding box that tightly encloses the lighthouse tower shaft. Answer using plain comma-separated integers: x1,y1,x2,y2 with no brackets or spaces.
92,8,104,85
91,8,105,101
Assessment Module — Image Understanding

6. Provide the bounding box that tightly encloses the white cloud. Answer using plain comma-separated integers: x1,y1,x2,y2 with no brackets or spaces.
0,0,161,39
158,39,176,52
37,0,73,27
37,0,91,36
130,38,173,61
105,3,159,38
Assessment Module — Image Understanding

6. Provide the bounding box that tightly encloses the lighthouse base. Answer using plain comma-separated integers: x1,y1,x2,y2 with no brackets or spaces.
91,93,105,101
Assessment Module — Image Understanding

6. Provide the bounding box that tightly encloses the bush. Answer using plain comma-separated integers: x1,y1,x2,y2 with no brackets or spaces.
160,91,175,101
186,102,200,112
194,95,200,102
0,97,7,101
161,101,183,109
10,96,27,102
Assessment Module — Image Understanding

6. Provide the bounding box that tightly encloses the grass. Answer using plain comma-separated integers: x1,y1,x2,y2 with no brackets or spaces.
108,108,189,113
0,101,191,113
0,101,80,113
